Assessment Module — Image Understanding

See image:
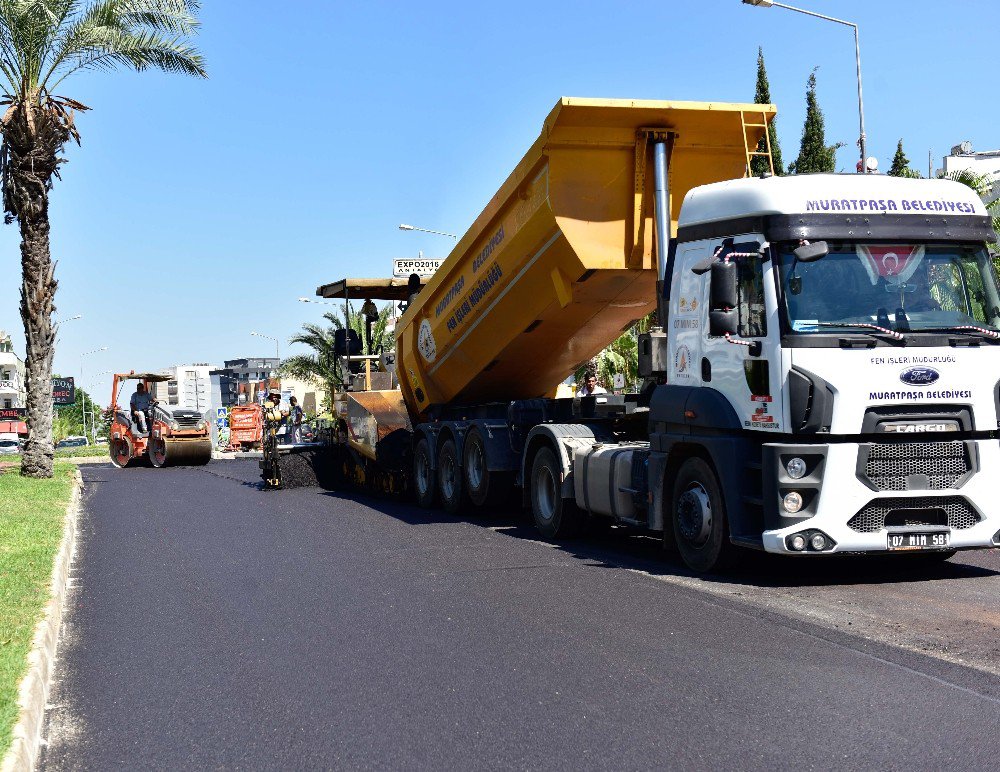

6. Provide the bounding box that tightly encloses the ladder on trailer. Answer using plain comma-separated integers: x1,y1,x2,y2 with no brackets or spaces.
741,109,774,177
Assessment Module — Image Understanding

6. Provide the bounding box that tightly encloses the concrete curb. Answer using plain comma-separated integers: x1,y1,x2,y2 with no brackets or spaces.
1,469,83,772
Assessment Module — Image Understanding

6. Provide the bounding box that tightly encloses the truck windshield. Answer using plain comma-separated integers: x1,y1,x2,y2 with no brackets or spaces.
775,242,1000,335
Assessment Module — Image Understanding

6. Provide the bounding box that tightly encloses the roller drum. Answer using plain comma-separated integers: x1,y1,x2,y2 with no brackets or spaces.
149,436,212,467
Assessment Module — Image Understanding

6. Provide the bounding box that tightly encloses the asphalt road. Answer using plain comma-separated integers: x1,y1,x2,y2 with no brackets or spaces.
41,460,1000,770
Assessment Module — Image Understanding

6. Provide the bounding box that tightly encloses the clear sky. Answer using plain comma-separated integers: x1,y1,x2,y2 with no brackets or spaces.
1,0,996,405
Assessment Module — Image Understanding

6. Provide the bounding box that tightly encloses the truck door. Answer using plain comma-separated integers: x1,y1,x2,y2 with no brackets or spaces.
701,237,784,432
668,244,708,385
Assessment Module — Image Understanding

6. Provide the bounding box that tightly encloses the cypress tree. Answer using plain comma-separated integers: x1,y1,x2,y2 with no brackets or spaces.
751,47,784,176
790,69,842,174
888,139,920,178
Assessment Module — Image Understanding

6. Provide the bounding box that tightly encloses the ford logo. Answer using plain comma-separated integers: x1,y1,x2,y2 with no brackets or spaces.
899,366,940,386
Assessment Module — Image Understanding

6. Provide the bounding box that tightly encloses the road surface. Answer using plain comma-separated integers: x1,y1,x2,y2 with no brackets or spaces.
41,460,1000,769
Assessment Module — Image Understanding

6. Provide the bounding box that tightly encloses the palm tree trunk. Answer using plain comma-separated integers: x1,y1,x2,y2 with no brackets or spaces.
19,209,56,477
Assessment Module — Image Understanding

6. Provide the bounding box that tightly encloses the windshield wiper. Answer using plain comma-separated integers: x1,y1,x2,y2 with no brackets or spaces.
813,322,905,341
912,325,1000,340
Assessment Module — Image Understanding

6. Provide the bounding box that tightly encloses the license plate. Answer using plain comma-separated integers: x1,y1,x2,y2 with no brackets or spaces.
887,531,950,551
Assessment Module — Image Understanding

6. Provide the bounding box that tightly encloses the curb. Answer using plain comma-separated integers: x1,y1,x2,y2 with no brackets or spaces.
1,469,83,772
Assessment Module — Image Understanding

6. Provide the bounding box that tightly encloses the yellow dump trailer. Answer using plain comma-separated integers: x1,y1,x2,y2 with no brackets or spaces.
396,97,774,417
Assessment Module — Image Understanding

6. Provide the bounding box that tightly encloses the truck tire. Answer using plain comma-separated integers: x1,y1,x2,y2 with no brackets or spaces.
413,437,436,509
530,446,578,539
671,457,733,573
438,438,467,515
463,427,512,507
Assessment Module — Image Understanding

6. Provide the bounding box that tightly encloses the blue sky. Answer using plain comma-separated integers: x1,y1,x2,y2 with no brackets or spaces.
1,0,997,405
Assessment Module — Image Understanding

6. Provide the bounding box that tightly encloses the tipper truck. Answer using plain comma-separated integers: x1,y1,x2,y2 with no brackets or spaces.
318,97,1000,572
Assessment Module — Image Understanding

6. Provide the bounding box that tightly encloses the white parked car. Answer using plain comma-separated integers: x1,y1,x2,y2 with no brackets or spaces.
0,434,20,455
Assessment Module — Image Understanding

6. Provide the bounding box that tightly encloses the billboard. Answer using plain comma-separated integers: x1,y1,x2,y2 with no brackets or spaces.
52,377,75,405
392,258,444,278
0,406,26,420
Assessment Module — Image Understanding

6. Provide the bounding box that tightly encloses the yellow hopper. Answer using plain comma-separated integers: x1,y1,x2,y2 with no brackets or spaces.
394,97,775,416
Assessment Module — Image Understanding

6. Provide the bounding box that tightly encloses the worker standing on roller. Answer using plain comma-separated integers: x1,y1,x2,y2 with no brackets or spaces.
130,382,155,433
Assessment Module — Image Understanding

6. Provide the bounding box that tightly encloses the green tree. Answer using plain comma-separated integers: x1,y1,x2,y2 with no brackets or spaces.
888,139,921,178
751,47,784,176
50,383,100,441
281,303,394,410
576,312,656,393
1,1,206,478
789,70,843,175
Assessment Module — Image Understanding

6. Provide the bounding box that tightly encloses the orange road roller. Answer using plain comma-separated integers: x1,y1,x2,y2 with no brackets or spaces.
107,371,213,468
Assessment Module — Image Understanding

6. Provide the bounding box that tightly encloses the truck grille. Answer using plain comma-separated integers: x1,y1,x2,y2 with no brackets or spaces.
847,496,981,533
172,413,202,429
862,441,969,491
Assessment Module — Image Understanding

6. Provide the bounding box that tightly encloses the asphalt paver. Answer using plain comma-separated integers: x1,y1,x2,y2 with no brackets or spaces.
41,461,1000,769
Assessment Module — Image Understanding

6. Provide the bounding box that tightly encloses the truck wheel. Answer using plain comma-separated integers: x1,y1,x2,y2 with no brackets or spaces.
438,439,467,515
530,446,578,539
671,457,733,573
463,428,512,507
413,437,436,509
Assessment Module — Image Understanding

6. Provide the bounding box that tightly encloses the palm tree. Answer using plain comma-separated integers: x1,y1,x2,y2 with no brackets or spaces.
939,168,1000,243
281,304,394,411
1,1,205,478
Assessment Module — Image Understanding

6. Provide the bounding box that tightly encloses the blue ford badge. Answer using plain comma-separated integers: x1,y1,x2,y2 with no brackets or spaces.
900,366,940,386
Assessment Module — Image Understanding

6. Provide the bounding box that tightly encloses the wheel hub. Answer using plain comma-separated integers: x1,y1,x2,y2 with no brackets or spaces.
677,483,712,545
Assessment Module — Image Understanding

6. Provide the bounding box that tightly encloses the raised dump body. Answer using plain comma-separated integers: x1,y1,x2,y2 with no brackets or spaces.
396,97,774,417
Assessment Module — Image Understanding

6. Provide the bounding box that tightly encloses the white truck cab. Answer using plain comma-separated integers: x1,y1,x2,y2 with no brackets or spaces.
631,173,1000,568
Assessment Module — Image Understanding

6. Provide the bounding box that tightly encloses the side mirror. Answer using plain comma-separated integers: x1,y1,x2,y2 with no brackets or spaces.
710,309,737,337
793,241,828,262
710,260,738,309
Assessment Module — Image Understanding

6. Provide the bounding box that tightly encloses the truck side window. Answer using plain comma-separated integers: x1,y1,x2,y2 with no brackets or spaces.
738,256,767,337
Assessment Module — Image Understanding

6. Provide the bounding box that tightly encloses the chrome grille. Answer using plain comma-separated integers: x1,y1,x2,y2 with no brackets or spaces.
864,441,969,491
847,496,980,533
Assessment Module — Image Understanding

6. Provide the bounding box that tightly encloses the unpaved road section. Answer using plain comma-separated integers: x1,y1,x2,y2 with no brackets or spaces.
41,461,1000,769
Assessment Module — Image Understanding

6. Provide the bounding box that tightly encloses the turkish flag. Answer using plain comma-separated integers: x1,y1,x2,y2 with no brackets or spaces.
858,245,925,285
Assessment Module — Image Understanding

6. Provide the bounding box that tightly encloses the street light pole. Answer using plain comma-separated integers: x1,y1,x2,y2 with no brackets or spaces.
398,223,458,239
743,0,868,172
80,346,107,444
250,331,279,362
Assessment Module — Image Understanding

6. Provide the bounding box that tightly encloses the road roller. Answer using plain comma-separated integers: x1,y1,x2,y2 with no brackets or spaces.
107,371,213,468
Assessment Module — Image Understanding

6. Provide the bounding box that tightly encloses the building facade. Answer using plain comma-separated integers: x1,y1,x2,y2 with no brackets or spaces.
150,363,217,413
940,142,1000,205
0,330,26,410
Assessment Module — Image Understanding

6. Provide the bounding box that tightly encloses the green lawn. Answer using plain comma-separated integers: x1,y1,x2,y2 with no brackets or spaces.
0,463,76,757
2,443,110,463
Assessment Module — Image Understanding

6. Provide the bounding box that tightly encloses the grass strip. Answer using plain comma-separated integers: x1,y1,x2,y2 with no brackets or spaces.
2,444,110,463
0,463,76,757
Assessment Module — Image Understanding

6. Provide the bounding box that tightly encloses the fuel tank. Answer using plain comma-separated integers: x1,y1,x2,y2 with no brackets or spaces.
396,97,774,417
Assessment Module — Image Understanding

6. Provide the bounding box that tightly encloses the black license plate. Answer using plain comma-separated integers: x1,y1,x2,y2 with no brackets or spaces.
887,531,950,551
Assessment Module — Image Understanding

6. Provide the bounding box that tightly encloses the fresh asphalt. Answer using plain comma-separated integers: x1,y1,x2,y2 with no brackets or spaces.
41,460,1000,770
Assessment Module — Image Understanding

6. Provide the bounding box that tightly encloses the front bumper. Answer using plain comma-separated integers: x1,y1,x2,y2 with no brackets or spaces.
761,439,1000,555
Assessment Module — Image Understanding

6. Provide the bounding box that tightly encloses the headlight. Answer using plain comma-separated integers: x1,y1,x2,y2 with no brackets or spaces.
782,491,803,513
169,420,180,431
785,457,807,479
196,419,208,431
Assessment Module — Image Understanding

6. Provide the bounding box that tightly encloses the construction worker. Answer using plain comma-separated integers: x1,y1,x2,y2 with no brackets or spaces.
130,382,155,433
263,390,287,426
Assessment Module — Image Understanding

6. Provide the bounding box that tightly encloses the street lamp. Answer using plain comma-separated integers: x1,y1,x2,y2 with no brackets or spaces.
398,223,457,239
250,330,279,361
80,346,107,444
53,314,82,346
743,0,870,173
